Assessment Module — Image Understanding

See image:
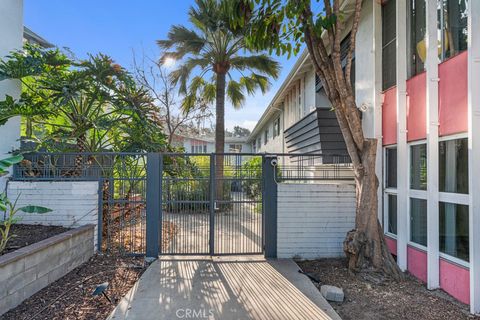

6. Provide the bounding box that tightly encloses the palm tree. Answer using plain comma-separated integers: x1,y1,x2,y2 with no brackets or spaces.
157,0,280,195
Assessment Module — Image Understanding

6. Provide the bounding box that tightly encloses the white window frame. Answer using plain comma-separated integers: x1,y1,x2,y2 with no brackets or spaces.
438,133,470,265
407,139,428,250
383,145,398,238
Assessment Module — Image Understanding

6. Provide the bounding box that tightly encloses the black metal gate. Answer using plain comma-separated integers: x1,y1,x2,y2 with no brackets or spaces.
12,152,351,258
158,153,264,255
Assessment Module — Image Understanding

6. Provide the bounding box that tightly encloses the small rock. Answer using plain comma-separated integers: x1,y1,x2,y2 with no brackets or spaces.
320,285,344,302
144,257,156,264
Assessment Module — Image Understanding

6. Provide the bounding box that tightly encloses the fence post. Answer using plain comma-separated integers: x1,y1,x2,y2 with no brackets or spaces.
97,178,103,253
209,154,215,255
263,155,278,258
146,153,162,258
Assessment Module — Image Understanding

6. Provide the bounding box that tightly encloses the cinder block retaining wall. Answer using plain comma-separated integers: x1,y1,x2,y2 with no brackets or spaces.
7,181,99,249
277,183,356,259
0,224,95,315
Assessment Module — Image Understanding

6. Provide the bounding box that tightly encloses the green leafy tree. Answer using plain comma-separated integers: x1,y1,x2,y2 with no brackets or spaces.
0,45,168,154
157,0,280,195
231,0,402,279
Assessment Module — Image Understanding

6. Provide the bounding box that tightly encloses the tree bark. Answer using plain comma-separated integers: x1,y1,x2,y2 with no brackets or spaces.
297,2,403,280
215,72,226,203
343,139,403,279
74,133,87,176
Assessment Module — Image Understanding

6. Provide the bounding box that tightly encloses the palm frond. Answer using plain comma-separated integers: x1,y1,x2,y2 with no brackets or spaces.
227,80,245,109
230,55,280,78
157,25,206,57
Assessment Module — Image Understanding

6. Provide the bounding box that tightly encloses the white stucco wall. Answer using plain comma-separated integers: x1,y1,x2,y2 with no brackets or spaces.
0,0,23,160
304,69,317,113
277,183,356,259
7,181,100,249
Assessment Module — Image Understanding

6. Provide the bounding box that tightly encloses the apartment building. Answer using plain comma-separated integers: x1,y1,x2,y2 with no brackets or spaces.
248,50,347,158
249,0,480,312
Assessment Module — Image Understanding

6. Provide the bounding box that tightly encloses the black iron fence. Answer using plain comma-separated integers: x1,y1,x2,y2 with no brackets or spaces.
11,152,353,256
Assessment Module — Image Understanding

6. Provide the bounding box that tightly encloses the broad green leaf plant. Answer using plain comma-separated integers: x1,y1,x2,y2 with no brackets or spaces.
0,155,52,254
0,44,168,154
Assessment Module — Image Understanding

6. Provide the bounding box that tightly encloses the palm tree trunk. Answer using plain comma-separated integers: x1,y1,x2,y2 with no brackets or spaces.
74,133,87,176
215,72,226,203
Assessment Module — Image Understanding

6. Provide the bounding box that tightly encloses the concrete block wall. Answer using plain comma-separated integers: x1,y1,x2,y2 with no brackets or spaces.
7,181,99,249
0,225,95,315
277,182,356,259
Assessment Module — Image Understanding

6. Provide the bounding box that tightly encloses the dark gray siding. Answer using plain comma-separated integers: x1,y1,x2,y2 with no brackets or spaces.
284,108,348,163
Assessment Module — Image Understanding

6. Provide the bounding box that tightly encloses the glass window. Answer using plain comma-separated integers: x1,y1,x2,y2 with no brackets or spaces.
229,144,242,153
386,147,397,188
203,145,207,153
382,0,397,90
440,0,468,60
408,0,426,78
191,145,195,153
264,129,269,145
273,118,280,138
440,202,469,261
388,194,398,235
410,198,427,246
410,144,427,190
439,138,468,194
256,137,261,149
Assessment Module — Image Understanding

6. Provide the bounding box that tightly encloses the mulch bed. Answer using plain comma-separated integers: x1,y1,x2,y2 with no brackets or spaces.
1,254,147,320
2,224,70,255
297,258,478,320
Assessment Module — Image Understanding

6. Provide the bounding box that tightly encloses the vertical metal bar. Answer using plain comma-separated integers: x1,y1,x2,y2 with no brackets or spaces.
209,154,215,255
97,178,103,253
263,155,278,258
146,153,161,258
159,154,163,254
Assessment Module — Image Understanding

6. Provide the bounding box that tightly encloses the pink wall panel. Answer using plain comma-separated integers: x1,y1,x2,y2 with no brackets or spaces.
385,235,397,256
382,87,397,145
407,245,427,283
439,51,468,136
406,73,427,142
439,259,470,305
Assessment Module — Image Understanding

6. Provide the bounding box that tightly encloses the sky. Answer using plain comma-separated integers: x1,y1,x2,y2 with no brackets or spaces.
24,0,300,131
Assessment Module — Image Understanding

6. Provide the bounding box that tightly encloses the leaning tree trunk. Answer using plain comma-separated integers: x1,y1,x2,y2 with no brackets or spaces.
343,139,403,279
294,0,403,279
214,72,226,205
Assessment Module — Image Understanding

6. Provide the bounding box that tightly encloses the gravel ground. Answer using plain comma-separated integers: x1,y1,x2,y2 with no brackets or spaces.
1,254,147,320
297,258,478,320
2,224,70,255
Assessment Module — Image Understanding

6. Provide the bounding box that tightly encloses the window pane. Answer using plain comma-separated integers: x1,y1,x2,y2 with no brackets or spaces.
410,144,427,190
388,194,398,234
386,148,397,188
409,0,426,78
410,198,427,246
441,0,468,59
440,202,469,261
439,138,468,194
382,0,397,90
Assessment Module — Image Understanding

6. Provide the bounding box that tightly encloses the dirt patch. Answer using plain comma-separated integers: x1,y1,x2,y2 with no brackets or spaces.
297,258,478,320
2,224,70,255
105,219,177,254
1,254,147,320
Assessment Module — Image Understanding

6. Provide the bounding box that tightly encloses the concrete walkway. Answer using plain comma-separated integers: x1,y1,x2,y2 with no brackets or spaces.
108,256,340,320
